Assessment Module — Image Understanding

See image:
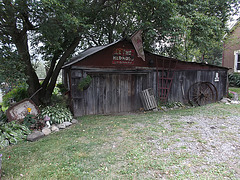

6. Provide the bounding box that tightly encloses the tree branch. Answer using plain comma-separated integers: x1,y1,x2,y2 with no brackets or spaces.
45,36,81,98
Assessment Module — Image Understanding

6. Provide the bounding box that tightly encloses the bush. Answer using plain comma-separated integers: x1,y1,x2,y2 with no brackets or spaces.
0,110,7,124
228,73,240,87
0,121,31,149
2,84,28,107
40,105,73,124
56,83,68,95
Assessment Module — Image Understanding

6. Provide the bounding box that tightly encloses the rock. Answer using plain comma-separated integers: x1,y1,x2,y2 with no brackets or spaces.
63,121,72,127
42,128,51,135
220,98,231,103
51,125,59,132
57,123,66,129
153,108,158,112
71,119,78,124
27,131,44,142
231,101,240,104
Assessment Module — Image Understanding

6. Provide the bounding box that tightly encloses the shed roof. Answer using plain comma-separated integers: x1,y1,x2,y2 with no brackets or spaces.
63,39,228,70
63,40,121,68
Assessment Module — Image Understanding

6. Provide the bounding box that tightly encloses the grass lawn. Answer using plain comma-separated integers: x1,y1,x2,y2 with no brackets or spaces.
1,103,240,179
229,87,240,94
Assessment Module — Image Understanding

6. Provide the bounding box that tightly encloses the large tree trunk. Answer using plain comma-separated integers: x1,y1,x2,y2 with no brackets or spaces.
13,32,41,104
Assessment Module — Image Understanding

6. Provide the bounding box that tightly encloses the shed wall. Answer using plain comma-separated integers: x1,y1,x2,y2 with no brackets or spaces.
70,68,228,116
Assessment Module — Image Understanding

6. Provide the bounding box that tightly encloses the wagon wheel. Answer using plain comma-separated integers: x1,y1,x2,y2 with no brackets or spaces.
204,82,218,102
188,82,217,106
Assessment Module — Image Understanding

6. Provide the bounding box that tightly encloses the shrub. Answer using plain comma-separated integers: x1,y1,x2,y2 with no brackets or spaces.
0,121,31,149
50,94,68,108
228,73,240,87
2,84,28,107
56,83,68,95
0,105,7,123
40,105,73,124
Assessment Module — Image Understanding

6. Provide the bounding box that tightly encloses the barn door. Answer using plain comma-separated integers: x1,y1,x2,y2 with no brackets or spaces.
78,73,147,115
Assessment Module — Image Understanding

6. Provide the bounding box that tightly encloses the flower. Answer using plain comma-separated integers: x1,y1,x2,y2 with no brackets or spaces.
0,154,2,158
27,108,32,113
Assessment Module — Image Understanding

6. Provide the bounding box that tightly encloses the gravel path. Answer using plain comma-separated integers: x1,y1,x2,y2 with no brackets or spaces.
149,113,240,178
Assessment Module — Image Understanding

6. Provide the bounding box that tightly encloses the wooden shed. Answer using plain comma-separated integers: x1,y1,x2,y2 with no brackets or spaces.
62,39,228,117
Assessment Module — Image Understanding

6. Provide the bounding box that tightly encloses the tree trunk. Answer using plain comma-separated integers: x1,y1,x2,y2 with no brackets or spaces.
13,32,41,104
40,36,81,105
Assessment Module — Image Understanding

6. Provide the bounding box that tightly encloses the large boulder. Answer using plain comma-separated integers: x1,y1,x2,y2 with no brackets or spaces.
27,131,44,142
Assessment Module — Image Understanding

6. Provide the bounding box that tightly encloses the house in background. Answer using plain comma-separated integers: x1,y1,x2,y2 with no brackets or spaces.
223,19,240,72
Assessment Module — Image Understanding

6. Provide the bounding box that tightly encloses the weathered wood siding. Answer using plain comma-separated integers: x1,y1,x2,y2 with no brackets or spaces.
70,68,228,116
163,70,227,103
71,70,149,116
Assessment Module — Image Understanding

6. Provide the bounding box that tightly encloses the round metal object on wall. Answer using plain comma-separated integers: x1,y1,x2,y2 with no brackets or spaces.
187,82,218,106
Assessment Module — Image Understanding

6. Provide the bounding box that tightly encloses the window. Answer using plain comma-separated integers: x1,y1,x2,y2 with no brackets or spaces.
234,50,240,72
238,54,240,71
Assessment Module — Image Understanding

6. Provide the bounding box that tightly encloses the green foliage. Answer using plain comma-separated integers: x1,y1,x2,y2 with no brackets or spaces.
0,121,31,149
0,46,26,86
51,84,69,107
40,105,73,124
0,110,7,124
78,75,92,91
228,73,240,87
229,87,240,94
228,92,234,99
23,114,36,129
2,85,28,108
56,83,68,95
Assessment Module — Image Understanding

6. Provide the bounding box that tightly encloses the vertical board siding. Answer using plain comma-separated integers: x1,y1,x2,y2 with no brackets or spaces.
72,72,148,116
71,69,228,116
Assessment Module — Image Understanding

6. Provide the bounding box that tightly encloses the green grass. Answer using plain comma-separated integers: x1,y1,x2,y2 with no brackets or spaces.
0,103,240,179
229,87,240,94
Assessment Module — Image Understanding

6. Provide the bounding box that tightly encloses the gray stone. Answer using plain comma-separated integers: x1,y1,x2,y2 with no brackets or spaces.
71,119,78,124
232,101,240,104
57,123,66,129
220,98,231,103
51,125,59,132
42,128,51,135
27,131,44,142
63,121,72,127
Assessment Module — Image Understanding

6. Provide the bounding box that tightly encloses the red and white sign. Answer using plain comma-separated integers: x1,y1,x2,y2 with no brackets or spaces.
112,48,135,65
131,30,145,61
